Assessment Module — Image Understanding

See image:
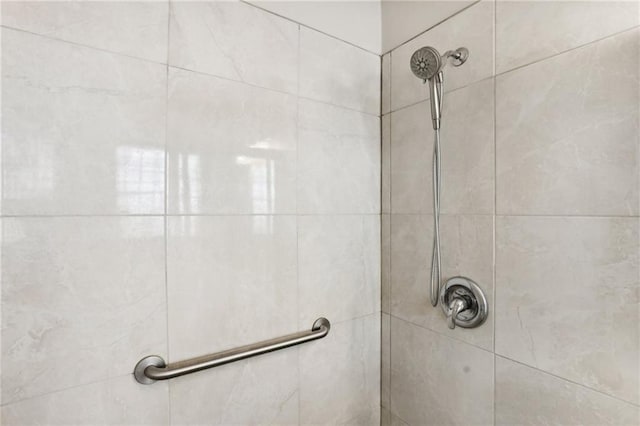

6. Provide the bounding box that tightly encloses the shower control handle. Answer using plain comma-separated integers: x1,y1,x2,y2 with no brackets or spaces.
447,298,467,329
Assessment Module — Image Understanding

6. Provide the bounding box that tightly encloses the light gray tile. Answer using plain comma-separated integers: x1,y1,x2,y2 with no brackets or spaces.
390,0,494,111
390,214,494,351
381,313,391,409
1,376,169,426
382,53,391,115
496,0,640,73
299,27,380,115
169,0,298,94
169,351,298,426
382,114,391,215
1,217,166,404
298,215,380,325
167,215,297,361
2,28,166,215
381,214,391,314
496,357,640,426
390,317,494,425
496,29,639,216
391,79,494,215
297,99,380,214
1,1,169,63
167,68,297,215
495,216,640,405
299,314,380,425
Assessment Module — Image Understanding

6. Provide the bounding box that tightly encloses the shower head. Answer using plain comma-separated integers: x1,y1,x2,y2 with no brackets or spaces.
410,46,442,81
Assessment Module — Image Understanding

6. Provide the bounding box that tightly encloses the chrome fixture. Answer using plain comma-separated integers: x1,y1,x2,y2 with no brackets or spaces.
410,45,469,308
134,317,330,384
440,277,488,329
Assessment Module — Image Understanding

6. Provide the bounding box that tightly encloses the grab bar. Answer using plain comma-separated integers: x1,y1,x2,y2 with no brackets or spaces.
134,317,330,384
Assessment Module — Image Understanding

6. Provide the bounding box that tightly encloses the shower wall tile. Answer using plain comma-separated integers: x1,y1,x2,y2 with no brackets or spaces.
390,214,494,351
169,351,298,425
1,375,170,426
381,313,391,409
496,1,639,74
495,216,640,405
2,28,167,215
495,356,640,426
169,1,298,94
390,0,494,112
167,215,297,361
381,214,391,314
496,29,639,216
382,53,391,115
391,78,494,215
167,68,297,215
298,215,380,326
299,27,380,115
299,313,380,425
1,217,166,404
1,1,169,63
390,317,494,426
382,114,391,214
297,99,380,214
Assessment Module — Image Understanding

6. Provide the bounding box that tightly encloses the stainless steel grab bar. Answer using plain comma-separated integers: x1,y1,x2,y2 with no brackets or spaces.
134,317,330,384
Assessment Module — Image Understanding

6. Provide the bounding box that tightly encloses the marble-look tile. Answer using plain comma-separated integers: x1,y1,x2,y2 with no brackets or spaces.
299,314,380,425
391,79,494,215
298,215,380,325
167,68,297,215
170,350,298,425
299,27,380,115
167,215,297,361
496,1,639,73
381,313,391,409
1,375,169,426
391,214,494,351
390,317,494,425
381,214,391,314
496,357,640,426
382,53,391,115
495,216,640,405
382,114,391,214
1,217,166,404
390,0,494,111
169,1,298,94
2,29,166,215
1,1,169,63
297,99,380,214
496,29,639,216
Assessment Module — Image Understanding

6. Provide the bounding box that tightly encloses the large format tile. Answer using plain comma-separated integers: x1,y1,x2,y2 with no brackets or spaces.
390,214,494,350
2,29,166,215
167,68,297,214
299,27,380,115
381,214,391,314
382,114,391,214
299,314,380,425
1,217,166,404
381,313,391,409
496,29,639,216
391,78,494,214
1,1,169,63
297,99,380,214
170,350,298,425
390,0,494,111
390,317,494,425
496,357,640,426
169,1,298,94
298,215,380,325
167,215,297,361
382,53,391,115
496,1,639,73
495,216,640,404
1,375,169,426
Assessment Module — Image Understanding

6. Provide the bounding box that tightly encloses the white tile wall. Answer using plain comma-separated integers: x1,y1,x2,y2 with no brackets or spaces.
1,1,381,424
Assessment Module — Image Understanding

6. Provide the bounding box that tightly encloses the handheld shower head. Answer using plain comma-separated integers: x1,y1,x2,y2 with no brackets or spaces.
410,46,443,82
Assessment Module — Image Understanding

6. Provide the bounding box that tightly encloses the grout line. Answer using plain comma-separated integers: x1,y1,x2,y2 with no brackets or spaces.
494,354,640,409
381,0,483,55
164,2,172,420
492,3,497,424
239,0,381,57
295,23,302,426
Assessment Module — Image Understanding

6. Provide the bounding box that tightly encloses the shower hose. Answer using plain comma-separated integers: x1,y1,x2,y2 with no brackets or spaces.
430,78,444,307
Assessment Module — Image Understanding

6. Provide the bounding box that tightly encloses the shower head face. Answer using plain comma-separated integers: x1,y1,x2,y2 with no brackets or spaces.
410,46,442,81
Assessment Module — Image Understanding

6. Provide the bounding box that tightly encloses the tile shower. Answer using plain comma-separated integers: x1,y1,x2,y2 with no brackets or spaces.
1,1,639,426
